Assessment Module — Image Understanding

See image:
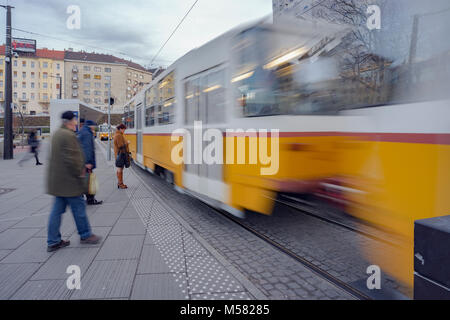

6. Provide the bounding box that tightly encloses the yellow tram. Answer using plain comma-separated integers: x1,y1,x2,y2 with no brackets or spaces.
122,6,450,289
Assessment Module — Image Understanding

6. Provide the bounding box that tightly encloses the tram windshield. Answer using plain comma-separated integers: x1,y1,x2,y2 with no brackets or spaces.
232,0,450,117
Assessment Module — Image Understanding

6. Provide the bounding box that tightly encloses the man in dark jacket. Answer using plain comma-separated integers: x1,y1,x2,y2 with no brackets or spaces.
46,111,101,252
78,120,103,205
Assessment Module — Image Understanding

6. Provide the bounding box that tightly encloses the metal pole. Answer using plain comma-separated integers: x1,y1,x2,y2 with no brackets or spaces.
59,76,62,99
107,77,111,161
2,5,14,159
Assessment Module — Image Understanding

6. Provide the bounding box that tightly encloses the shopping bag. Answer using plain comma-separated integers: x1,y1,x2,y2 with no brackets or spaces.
88,172,99,195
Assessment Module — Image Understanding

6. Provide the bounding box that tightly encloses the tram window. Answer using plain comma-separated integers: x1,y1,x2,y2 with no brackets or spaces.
158,73,175,125
145,106,156,127
206,70,226,124
127,111,135,129
185,79,199,125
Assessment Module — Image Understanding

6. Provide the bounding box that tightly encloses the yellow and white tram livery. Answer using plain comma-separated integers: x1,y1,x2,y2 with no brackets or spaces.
122,6,450,289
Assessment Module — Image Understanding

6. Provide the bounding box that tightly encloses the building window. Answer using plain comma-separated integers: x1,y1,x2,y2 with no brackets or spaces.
83,66,91,71
31,72,35,79
13,71,17,78
0,70,3,77
22,93,26,100
104,83,110,89
84,90,90,95
31,82,35,89
104,91,109,97
127,79,131,84
84,98,90,103
94,82,101,88
43,72,48,79
0,91,3,99
13,82,17,88
105,76,111,81
140,75,144,79
43,82,48,89
0,80,3,87
31,93,35,100
94,98,101,104
84,82,90,88
57,63,60,70
22,82,26,89
31,61,35,68
94,75,101,80
0,59,3,65
43,62,48,68
94,90,101,96
13,92,17,100
94,67,101,72
105,67,111,73
43,93,48,100
22,72,26,79
22,61,26,67
13,60,17,67
83,74,90,79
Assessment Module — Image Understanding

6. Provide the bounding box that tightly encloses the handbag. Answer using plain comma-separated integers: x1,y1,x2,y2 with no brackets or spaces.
124,152,131,168
88,172,99,195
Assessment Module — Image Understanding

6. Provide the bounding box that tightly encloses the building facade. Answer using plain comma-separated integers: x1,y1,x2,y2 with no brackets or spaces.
0,46,64,115
64,51,152,112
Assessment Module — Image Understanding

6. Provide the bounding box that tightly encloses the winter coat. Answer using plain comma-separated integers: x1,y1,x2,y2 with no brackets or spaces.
47,125,86,197
78,125,96,169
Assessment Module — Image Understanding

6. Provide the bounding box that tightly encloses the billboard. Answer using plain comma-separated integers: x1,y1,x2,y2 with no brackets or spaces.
12,38,36,53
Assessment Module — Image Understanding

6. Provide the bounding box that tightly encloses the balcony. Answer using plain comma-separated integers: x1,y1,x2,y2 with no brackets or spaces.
19,97,29,102
72,67,78,73
72,84,78,89
72,76,78,81
72,91,78,97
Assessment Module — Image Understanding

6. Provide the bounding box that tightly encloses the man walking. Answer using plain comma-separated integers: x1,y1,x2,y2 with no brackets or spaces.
78,119,103,205
46,111,101,252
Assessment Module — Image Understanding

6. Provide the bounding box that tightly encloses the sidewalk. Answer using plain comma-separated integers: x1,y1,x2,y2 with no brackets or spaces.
0,140,264,300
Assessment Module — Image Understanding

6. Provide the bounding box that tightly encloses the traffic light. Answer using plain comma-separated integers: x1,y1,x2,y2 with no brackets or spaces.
109,97,115,105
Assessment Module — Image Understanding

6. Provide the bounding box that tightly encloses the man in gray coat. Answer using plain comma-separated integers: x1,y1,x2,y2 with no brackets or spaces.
46,111,101,252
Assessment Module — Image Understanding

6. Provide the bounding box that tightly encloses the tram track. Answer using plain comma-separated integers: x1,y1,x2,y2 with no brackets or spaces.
210,204,373,300
129,161,396,300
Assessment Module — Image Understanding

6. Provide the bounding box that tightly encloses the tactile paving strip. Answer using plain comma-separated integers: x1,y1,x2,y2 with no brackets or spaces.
126,175,251,300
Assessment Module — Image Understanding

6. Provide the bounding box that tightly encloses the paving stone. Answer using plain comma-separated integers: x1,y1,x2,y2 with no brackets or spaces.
0,228,40,250
1,238,53,263
70,260,138,299
11,214,49,228
95,235,144,260
31,247,99,280
0,250,12,261
0,263,41,299
192,292,252,300
95,202,128,214
110,219,146,236
67,227,111,247
10,280,73,300
88,213,121,227
137,245,184,274
131,273,188,300
0,219,20,233
119,207,140,219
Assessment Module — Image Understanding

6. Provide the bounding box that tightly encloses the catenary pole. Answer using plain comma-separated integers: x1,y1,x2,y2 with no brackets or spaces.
2,5,14,159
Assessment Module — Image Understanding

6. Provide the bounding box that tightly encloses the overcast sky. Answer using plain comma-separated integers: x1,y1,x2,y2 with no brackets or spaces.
0,0,272,68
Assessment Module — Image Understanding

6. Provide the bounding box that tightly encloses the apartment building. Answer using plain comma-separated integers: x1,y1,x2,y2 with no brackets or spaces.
0,46,64,115
64,50,152,112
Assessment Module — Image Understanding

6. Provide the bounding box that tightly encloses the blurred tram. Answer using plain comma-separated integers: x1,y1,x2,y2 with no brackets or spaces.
123,3,450,290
